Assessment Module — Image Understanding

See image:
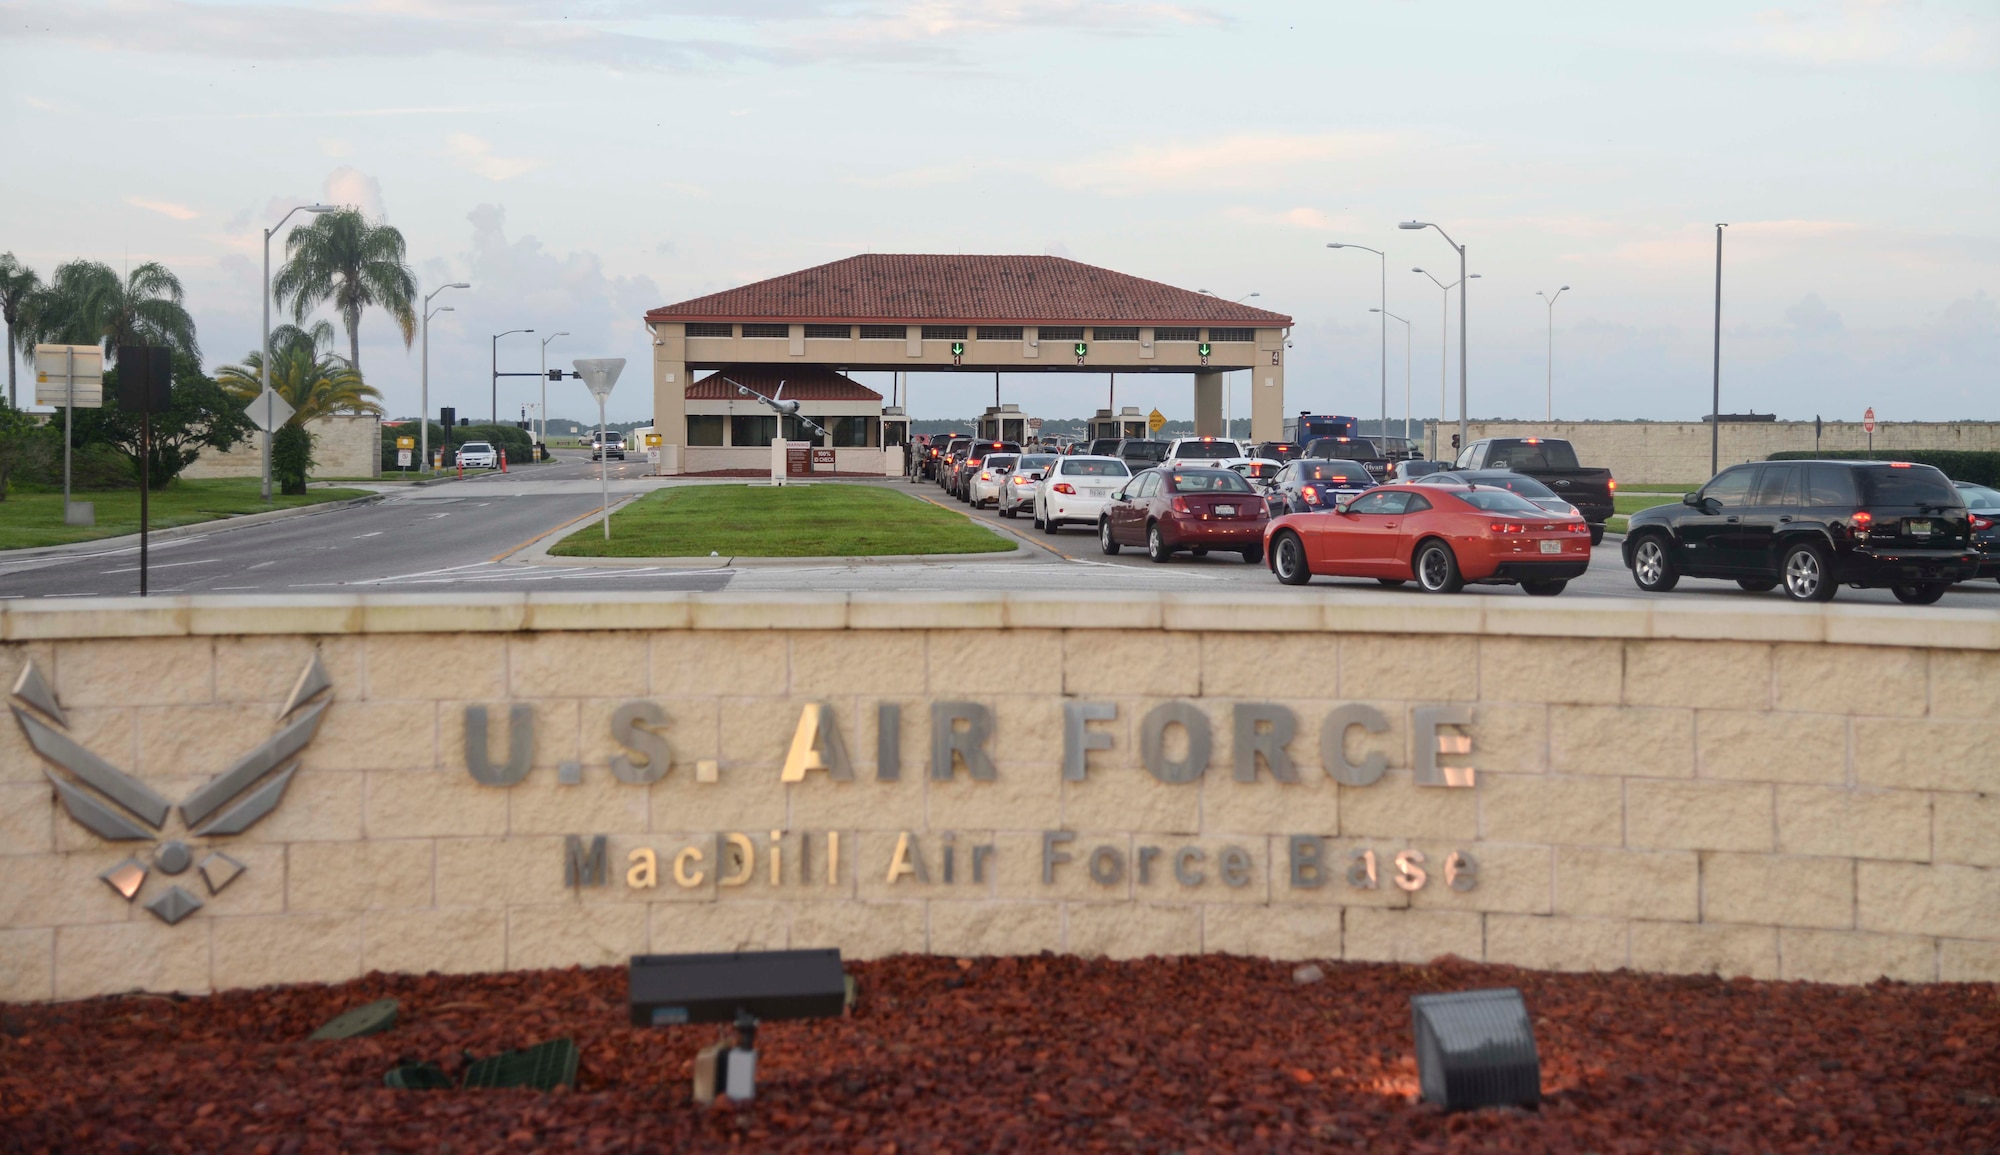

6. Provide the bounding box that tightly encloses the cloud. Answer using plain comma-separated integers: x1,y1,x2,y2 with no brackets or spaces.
323,167,387,218
445,136,543,182
1220,206,1371,233
125,196,199,220
1050,133,1399,195
1732,1,1994,68
319,138,354,158
1784,293,1844,336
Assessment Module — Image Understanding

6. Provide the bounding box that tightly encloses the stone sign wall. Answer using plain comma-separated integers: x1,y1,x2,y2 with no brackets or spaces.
180,414,382,481
1,592,1994,1002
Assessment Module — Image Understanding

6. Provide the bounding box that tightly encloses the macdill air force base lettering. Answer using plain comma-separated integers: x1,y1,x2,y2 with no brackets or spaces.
454,698,1481,897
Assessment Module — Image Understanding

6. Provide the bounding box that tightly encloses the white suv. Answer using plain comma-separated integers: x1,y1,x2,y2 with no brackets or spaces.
455,441,498,469
1162,436,1243,469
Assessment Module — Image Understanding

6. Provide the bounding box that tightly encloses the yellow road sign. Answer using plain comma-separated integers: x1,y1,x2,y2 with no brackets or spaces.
1147,408,1166,433
395,436,416,449
644,433,663,448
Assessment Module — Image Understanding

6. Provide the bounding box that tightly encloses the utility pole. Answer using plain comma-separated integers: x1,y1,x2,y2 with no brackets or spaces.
1711,224,1727,476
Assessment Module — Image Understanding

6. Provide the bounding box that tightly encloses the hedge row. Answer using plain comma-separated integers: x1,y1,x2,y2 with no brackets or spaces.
1766,450,2000,487
379,422,535,470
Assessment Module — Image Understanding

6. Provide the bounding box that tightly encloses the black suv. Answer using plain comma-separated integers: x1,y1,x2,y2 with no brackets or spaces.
1622,460,1978,604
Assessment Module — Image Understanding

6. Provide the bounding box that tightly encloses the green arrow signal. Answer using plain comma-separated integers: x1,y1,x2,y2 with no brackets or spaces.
1198,342,1212,357
1074,342,1088,358
951,342,965,356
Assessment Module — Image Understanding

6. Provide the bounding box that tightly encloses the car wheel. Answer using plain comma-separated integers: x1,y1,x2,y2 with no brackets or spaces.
1098,518,1120,554
1000,505,1014,519
1147,523,1173,563
1043,511,1060,534
1240,544,1263,565
1521,578,1568,597
1414,540,1464,593
1376,578,1407,588
1272,532,1310,585
1891,582,1948,605
1589,524,1605,546
1736,578,1778,592
1781,542,1838,602
1630,535,1680,592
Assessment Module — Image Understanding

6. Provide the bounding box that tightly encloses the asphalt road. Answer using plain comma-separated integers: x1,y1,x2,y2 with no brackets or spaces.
2,457,1996,612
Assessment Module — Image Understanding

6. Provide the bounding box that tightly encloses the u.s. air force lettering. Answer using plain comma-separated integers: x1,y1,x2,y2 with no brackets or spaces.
452,698,1482,897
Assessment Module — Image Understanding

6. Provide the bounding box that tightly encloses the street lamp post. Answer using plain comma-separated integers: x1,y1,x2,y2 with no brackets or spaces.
1199,290,1259,439
1401,221,1471,450
1536,286,1570,421
1711,224,1728,476
1326,244,1387,439
1413,267,1480,460
421,282,470,474
491,328,533,425
1371,308,1412,445
540,331,569,452
262,202,336,501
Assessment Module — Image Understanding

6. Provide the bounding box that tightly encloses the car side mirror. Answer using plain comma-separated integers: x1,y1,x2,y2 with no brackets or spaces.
1334,499,1353,514
1682,492,1701,508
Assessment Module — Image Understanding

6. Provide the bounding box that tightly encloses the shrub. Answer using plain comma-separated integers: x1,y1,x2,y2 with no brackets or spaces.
1766,450,2000,487
273,423,316,496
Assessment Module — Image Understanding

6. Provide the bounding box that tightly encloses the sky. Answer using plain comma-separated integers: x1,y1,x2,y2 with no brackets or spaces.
2,0,1995,428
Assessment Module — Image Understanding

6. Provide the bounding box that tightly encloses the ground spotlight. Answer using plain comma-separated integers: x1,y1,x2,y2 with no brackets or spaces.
1410,987,1540,1111
630,949,848,1103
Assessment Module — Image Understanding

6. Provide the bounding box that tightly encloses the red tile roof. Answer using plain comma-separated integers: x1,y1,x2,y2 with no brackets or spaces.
685,366,882,403
647,254,1292,326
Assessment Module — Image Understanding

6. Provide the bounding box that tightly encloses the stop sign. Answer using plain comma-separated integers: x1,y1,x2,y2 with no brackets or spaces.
1863,407,1876,434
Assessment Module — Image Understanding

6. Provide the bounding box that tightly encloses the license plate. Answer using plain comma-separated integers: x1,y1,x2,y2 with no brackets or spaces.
1085,488,1106,497
1540,539,1562,554
1908,520,1931,536
1215,505,1236,516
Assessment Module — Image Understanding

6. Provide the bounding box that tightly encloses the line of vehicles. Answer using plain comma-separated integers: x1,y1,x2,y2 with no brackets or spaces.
914,425,1993,603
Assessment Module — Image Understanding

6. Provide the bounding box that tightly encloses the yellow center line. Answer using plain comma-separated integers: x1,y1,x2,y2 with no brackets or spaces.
488,503,623,563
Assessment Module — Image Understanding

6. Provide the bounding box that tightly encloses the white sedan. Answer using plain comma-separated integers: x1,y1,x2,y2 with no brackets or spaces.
1034,455,1132,534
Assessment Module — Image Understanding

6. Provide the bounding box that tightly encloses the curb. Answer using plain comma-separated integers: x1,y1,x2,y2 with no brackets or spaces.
0,493,387,562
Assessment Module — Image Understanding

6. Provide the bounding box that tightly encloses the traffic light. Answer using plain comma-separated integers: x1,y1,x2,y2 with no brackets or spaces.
1451,434,1461,450
548,369,562,381
1197,342,1212,358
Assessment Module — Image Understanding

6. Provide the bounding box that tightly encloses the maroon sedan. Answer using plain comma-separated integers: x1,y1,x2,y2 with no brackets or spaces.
1099,468,1269,563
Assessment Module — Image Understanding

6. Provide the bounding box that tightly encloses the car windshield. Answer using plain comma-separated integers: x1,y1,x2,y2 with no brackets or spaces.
462,442,492,452
1177,440,1241,457
982,455,1019,471
1301,463,1367,484
1486,440,1581,470
1233,462,1281,480
1123,443,1167,460
1308,438,1379,459
1455,488,1547,513
1016,455,1055,470
1462,472,1559,499
1063,459,1130,476
1956,483,2000,509
1860,466,1963,508
1169,471,1255,493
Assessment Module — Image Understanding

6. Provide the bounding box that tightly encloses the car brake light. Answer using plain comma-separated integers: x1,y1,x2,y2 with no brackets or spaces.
1851,510,1873,530
1569,522,1590,533
980,472,992,481
1489,521,1524,534
1972,515,1993,531
1608,478,1617,492
1302,485,1319,503
1054,482,1076,495
1889,461,1911,468
1172,497,1190,514
1524,437,1541,444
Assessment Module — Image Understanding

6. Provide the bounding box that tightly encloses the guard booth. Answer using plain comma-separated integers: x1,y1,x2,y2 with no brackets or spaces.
1086,406,1149,443
978,403,1029,444
880,406,910,449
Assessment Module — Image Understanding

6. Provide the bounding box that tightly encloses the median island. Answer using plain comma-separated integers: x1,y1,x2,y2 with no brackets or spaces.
548,483,1017,558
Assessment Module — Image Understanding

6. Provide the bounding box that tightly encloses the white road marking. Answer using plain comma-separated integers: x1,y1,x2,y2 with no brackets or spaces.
354,531,383,538
102,558,219,575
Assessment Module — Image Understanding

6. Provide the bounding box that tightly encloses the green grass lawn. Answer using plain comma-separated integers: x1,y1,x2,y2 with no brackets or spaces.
0,479,371,551
1606,491,1686,534
550,483,1016,558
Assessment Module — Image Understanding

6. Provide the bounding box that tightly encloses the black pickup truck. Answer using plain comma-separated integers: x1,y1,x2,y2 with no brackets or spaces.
1452,437,1616,543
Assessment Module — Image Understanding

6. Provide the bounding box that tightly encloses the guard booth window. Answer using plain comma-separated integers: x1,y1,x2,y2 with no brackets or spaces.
830,416,872,447
782,415,823,444
731,414,776,446
686,415,725,446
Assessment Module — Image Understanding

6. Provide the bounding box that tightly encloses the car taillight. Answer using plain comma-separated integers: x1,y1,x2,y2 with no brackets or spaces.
1302,485,1319,503
1852,510,1873,533
1054,483,1076,495
1171,497,1190,514
980,472,992,481
1608,478,1618,492
1889,461,1911,468
1568,522,1590,533
1489,521,1524,534
1972,515,1993,531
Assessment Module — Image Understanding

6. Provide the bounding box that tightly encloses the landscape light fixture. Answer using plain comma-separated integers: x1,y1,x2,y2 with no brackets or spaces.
1410,987,1541,1112
261,202,336,501
1402,220,1473,447
420,282,470,473
629,949,847,1103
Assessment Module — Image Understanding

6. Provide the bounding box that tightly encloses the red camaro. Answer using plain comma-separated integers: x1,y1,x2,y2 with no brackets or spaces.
1100,468,1269,563
1263,482,1592,594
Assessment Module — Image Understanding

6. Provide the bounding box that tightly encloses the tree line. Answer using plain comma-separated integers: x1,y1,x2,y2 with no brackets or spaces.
0,209,416,498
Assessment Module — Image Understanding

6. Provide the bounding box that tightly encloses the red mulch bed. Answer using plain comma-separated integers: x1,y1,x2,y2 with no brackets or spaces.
2,954,1994,1153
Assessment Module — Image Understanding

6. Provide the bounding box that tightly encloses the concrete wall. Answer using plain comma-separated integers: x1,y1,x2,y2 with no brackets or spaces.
181,414,382,481
2,592,1994,1001
1428,420,2000,486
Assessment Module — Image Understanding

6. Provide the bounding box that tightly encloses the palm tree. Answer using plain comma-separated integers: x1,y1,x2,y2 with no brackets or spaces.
272,209,417,374
217,322,384,426
0,253,41,409
23,260,200,363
